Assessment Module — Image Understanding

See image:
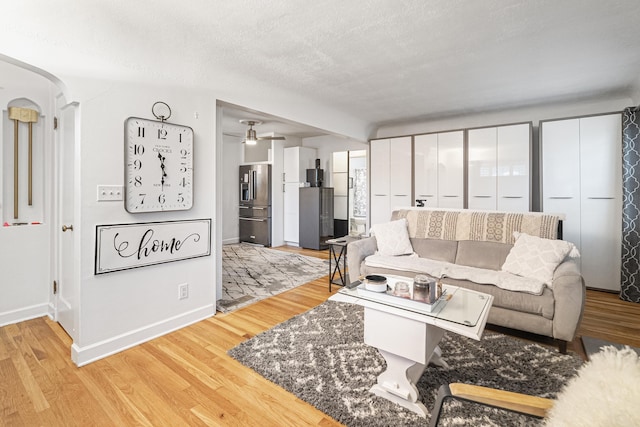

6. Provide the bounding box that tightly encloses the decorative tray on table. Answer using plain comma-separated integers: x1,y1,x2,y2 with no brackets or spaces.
356,275,453,314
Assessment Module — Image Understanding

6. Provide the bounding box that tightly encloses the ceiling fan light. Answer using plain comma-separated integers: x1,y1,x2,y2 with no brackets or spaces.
245,128,258,145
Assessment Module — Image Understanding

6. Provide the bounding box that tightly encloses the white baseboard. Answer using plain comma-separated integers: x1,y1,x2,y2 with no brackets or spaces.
0,303,50,327
222,237,239,245
71,304,216,366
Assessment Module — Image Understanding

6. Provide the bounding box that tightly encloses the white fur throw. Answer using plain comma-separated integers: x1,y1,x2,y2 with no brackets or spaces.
544,346,640,427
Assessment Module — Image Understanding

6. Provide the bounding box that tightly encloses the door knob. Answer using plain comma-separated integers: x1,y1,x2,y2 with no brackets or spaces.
62,224,73,232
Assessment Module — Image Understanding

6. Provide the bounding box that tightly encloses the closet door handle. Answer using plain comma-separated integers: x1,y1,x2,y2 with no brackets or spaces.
548,197,573,199
442,195,459,198
417,194,434,197
587,197,615,199
473,195,492,198
502,196,523,199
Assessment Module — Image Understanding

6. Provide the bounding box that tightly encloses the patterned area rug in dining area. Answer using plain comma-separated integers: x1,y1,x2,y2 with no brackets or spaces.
219,243,329,313
229,300,584,426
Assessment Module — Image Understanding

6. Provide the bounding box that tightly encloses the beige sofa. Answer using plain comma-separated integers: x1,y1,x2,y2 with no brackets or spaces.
347,209,586,352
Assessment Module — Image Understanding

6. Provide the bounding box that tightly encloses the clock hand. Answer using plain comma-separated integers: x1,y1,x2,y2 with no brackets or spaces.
158,152,167,190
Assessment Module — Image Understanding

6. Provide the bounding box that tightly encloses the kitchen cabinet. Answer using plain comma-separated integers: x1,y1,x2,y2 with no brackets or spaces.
542,113,622,291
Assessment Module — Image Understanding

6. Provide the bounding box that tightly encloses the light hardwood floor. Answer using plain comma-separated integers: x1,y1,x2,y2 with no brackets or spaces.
1,246,639,426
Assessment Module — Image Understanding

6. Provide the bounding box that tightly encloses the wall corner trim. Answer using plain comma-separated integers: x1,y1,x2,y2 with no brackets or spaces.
71,304,216,366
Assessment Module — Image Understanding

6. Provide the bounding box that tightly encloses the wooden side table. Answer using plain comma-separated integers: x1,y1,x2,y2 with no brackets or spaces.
327,236,360,291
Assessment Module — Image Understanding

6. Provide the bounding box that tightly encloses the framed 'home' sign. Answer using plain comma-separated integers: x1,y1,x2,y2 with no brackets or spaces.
95,219,211,274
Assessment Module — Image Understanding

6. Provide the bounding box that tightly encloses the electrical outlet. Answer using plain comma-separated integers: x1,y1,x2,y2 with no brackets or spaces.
178,283,189,300
97,185,123,201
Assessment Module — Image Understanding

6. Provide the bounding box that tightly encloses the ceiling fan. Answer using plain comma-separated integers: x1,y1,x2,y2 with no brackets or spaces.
240,119,286,145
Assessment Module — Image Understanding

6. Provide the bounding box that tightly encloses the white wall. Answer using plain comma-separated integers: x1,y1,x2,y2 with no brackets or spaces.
57,77,217,365
0,60,56,326
222,134,242,244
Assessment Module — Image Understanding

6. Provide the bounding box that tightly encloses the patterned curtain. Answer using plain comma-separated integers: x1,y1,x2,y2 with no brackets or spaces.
621,106,640,303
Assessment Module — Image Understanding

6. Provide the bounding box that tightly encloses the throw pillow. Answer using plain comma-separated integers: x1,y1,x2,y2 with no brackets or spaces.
544,346,640,427
501,232,579,286
370,219,414,256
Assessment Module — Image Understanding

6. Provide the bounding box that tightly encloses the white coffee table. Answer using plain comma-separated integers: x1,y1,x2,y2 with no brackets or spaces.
330,275,493,417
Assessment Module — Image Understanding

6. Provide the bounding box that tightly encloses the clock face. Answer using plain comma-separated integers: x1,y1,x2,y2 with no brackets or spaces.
124,117,194,212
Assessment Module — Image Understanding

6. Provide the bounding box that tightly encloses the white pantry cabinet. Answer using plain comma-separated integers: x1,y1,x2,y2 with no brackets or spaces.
370,137,412,225
541,113,622,291
414,131,464,209
467,123,531,212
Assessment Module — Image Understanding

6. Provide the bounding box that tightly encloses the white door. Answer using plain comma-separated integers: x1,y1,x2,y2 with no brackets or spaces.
579,114,622,291
437,131,464,208
370,139,391,225
283,146,298,182
541,119,581,249
56,101,77,340
497,123,530,212
389,137,412,211
414,134,438,207
468,127,497,210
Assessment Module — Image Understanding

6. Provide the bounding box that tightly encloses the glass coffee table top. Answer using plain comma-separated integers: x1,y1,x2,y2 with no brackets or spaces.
338,275,492,327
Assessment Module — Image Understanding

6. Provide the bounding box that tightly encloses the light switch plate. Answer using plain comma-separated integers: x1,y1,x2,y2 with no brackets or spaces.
97,185,123,201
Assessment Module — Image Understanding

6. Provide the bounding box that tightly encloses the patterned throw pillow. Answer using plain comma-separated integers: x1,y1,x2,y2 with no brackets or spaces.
501,232,579,286
370,219,414,256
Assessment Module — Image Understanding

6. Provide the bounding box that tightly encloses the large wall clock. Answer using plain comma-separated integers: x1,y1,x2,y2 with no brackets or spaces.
124,116,194,212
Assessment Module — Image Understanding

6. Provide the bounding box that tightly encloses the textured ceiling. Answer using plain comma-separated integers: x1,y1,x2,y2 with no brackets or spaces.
2,0,640,134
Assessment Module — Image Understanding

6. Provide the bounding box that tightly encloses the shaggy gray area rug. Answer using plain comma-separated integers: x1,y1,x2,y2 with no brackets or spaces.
229,301,584,426
219,243,329,313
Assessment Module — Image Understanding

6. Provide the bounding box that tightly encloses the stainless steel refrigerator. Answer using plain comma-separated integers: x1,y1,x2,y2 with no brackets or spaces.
239,164,272,246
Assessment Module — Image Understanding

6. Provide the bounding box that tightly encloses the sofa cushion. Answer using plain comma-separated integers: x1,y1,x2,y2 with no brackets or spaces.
410,238,458,263
455,240,513,271
370,219,414,256
501,232,579,286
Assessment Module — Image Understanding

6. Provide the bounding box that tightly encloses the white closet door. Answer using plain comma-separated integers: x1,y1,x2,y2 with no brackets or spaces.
542,119,581,200
579,114,622,291
370,139,391,225
389,137,412,210
468,127,497,210
581,198,621,291
414,134,438,207
497,123,530,212
438,131,464,208
371,195,390,226
542,119,581,249
370,139,390,196
580,115,622,199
